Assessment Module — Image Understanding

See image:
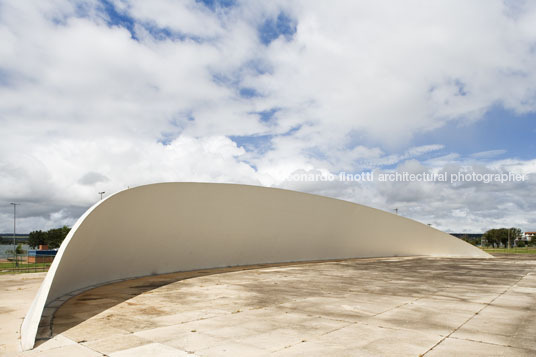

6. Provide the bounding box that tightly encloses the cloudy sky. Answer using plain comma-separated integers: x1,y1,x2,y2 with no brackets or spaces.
1,0,535,234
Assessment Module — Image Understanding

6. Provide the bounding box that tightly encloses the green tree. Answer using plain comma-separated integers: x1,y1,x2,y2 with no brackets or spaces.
529,236,536,247
507,228,522,247
482,228,522,248
459,234,479,246
46,226,71,249
15,243,24,254
28,230,48,248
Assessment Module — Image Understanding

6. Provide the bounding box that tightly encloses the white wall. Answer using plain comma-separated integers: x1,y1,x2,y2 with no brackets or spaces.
21,183,491,350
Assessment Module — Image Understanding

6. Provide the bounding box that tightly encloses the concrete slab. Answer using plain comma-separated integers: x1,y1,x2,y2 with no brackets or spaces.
108,342,190,357
30,334,76,352
0,272,46,355
18,343,102,357
313,322,440,356
81,333,152,355
134,324,227,351
426,337,534,357
450,304,536,350
2,255,536,356
196,340,270,356
369,298,476,336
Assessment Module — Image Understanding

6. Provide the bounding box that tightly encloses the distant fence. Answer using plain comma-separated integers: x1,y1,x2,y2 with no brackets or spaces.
0,249,55,274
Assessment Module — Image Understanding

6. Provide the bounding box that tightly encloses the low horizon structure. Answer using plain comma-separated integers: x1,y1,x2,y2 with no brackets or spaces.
20,182,490,350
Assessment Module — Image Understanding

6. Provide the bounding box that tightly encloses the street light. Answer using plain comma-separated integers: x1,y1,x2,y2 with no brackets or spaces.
98,192,105,200
10,203,19,267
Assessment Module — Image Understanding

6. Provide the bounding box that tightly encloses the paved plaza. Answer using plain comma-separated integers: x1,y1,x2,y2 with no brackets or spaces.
2,255,536,356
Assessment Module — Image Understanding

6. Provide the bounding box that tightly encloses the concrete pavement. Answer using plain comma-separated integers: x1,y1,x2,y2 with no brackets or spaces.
2,255,536,356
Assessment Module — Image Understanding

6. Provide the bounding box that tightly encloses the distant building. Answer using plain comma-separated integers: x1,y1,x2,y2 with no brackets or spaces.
524,232,536,242
27,245,56,263
450,233,483,239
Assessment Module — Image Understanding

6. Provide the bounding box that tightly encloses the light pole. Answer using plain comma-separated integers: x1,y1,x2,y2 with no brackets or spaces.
98,192,105,200
394,208,398,215
10,203,19,267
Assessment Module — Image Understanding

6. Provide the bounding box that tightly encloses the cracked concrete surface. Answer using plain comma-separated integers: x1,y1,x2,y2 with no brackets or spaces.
2,255,536,356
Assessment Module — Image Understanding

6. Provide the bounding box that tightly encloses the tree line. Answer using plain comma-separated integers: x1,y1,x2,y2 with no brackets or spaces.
458,228,534,248
481,228,531,248
28,226,71,249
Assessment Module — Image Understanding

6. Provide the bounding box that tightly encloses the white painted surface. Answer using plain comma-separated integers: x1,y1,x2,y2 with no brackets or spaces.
21,182,491,350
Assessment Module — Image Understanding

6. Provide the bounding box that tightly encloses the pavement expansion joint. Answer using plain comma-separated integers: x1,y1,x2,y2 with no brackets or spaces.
450,335,517,349
421,270,532,356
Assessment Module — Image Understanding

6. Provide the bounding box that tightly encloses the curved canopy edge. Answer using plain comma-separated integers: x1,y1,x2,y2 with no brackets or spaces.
21,182,491,350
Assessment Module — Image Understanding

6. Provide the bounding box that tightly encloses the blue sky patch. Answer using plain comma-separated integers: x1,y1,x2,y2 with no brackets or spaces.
258,12,297,45
453,79,468,96
413,105,536,160
230,134,273,154
0,68,13,87
256,108,280,123
158,113,196,145
195,0,236,11
141,21,204,42
281,125,302,137
230,126,302,154
99,0,137,39
244,58,273,76
212,59,269,90
211,65,267,100
89,1,205,42
212,72,238,88
158,132,177,146
239,87,261,98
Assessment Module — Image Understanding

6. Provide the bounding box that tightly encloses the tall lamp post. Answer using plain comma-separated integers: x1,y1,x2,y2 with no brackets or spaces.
10,203,19,267
98,192,105,200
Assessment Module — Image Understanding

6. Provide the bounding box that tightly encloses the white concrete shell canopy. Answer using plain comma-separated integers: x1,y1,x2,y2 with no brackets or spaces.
21,182,491,350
